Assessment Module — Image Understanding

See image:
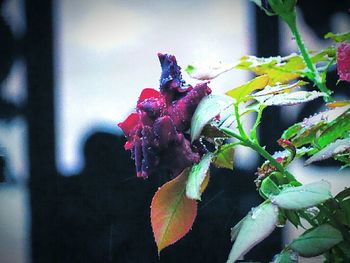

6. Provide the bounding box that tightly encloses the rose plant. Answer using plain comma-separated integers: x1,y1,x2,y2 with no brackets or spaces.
119,1,350,262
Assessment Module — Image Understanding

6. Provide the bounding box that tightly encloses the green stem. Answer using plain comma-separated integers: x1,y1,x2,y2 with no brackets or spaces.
221,127,296,182
250,106,264,143
249,142,296,182
221,127,246,142
234,103,248,140
284,13,332,101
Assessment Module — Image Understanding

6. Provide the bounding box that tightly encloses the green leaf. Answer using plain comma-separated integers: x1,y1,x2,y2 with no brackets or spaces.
252,80,307,97
185,65,195,74
285,210,301,228
334,188,350,227
302,105,350,130
230,216,245,242
305,138,350,165
290,224,343,257
335,187,350,201
325,31,350,42
235,55,304,84
281,123,302,140
201,124,231,139
338,198,350,227
225,75,269,102
255,91,326,106
190,94,234,142
185,62,234,80
227,203,278,263
270,181,332,210
267,171,289,186
151,168,197,254
287,105,350,147
260,177,281,198
292,122,326,147
213,143,235,170
338,241,350,259
235,50,334,85
186,153,213,200
317,110,350,148
273,249,298,263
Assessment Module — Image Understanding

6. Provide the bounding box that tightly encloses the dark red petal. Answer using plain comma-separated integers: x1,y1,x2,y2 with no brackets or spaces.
118,113,140,136
158,53,191,103
168,82,212,131
337,43,350,82
137,97,165,119
138,88,162,104
124,140,133,150
133,136,143,177
163,134,200,178
153,116,178,147
141,126,159,178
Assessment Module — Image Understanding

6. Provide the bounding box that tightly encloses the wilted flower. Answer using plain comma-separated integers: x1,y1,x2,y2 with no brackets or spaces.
118,54,211,178
337,43,350,82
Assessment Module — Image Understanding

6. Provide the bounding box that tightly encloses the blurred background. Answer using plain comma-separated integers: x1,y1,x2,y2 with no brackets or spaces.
0,0,349,262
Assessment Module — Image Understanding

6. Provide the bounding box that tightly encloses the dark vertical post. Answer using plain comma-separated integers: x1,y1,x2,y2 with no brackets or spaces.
254,5,282,152
252,4,283,258
25,0,58,261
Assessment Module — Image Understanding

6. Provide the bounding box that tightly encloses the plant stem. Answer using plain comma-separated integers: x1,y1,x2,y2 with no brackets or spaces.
250,105,264,144
248,142,296,182
221,127,296,182
234,103,248,140
221,127,246,142
284,14,332,101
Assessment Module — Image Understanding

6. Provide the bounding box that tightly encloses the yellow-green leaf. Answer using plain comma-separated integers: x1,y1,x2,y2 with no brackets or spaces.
325,31,350,42
225,75,269,101
186,153,213,200
213,143,235,170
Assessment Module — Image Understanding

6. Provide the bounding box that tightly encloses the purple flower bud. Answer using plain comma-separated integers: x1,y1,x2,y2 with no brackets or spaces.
118,54,212,179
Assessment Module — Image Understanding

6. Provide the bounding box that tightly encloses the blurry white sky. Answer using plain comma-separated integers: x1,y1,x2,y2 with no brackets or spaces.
55,0,251,175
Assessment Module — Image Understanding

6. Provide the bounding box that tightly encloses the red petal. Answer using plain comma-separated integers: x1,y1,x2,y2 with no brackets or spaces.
138,88,161,103
124,140,133,150
337,43,350,82
118,113,140,136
